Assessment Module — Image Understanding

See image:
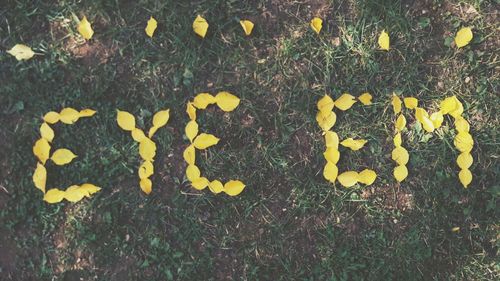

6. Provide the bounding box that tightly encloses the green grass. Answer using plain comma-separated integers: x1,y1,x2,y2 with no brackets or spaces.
0,0,498,280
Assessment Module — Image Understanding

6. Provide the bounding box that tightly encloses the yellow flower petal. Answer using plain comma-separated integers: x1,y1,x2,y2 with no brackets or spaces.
440,96,458,115
79,183,101,196
191,177,209,190
185,120,199,143
317,95,335,115
193,133,220,150
64,185,87,202
335,93,357,111
186,165,201,182
193,93,216,109
145,16,158,38
79,109,96,117
395,114,406,131
60,107,80,124
7,44,35,61
224,180,246,196
33,162,47,193
193,15,209,38
240,20,254,36
454,132,474,153
316,111,336,131
138,161,154,179
139,138,157,161
458,169,472,188
310,17,323,34
391,146,409,165
77,16,94,40
186,102,197,120
337,171,359,187
324,131,339,149
149,109,170,137
43,188,66,204
392,95,402,114
131,128,146,142
358,93,373,105
208,180,224,194
43,111,60,124
140,178,152,194
358,169,377,185
40,123,54,142
454,117,470,133
33,138,51,164
340,138,367,151
430,111,444,129
403,97,418,109
116,110,136,131
393,165,408,182
378,30,390,51
183,145,196,165
455,27,473,48
323,148,340,164
51,148,77,165
323,162,338,183
456,152,473,170
393,132,402,147
215,91,240,112
415,108,434,133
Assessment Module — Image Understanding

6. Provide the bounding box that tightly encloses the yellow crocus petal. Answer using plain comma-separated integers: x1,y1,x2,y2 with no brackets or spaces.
78,16,94,40
240,20,254,36
310,17,323,34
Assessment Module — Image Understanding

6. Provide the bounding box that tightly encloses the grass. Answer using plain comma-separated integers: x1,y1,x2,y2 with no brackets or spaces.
0,0,498,280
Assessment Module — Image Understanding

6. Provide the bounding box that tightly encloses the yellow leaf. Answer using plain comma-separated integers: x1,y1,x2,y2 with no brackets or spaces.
191,177,209,190
7,44,35,61
393,165,408,182
186,165,201,182
323,162,338,183
240,20,254,36
224,180,246,196
33,162,46,193
317,95,335,115
186,102,197,120
392,95,402,114
43,188,65,203
323,148,340,164
193,15,209,38
395,114,406,131
215,91,240,112
358,93,372,105
183,145,196,165
459,169,472,188
391,146,409,165
208,180,224,194
140,178,152,194
403,97,418,109
415,108,434,132
78,16,94,40
316,111,336,131
193,133,220,150
131,128,146,142
139,138,157,161
43,111,60,124
454,132,474,153
64,185,87,202
138,161,154,179
145,16,158,37
449,98,464,119
358,169,377,185
393,132,402,147
430,111,444,129
454,117,470,133
340,138,367,151
116,110,136,131
335,93,357,111
79,109,96,117
324,131,339,149
60,107,80,124
456,152,473,169
33,138,51,164
149,109,170,137
378,30,390,51
440,96,458,115
40,123,54,142
310,17,323,34
51,148,77,165
455,27,473,48
337,171,359,187
185,120,199,143
79,183,101,196
193,93,216,109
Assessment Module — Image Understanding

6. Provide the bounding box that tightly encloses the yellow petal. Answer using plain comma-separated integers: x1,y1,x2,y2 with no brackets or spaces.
335,93,357,111
323,162,338,183
43,188,66,203
7,44,35,61
449,98,464,119
145,16,158,38
186,165,201,182
43,111,60,124
454,117,470,133
224,180,246,196
215,91,240,112
378,30,390,51
392,95,402,114
310,17,323,34
393,165,408,182
138,160,154,179
415,108,434,133
51,148,77,165
185,120,199,143
40,123,54,142
59,107,80,124
456,152,473,170
391,146,409,165
324,131,339,149
79,109,96,117
183,145,196,165
340,138,367,151
116,110,136,131
33,162,46,193
193,15,209,38
131,128,146,142
208,180,224,194
64,185,87,202
395,114,406,131
393,132,402,147
430,111,444,129
316,111,336,131
77,16,94,40
79,183,101,196
358,169,377,185
337,171,359,187
140,178,152,194
33,138,51,164
403,97,418,109
152,109,170,130
193,93,216,109
440,96,458,115
317,95,335,115
240,20,254,36
323,148,340,164
455,27,473,48
186,102,197,120
193,133,220,150
458,169,472,188
454,132,474,153
139,138,157,161
358,93,372,105
191,177,209,190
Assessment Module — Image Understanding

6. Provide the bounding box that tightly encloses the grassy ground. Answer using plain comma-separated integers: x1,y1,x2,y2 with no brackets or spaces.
0,0,498,280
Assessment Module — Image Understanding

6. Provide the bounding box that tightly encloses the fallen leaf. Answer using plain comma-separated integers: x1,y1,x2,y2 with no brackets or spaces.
64,185,87,202
393,132,402,147
140,178,152,194
7,44,35,61
403,97,418,109
193,15,209,38
337,171,359,187
185,120,199,143
358,93,373,105
79,109,96,117
415,108,435,132
193,93,216,109
323,162,338,183
430,111,444,128
193,133,220,149
317,95,335,115
33,162,46,193
44,188,65,203
358,169,377,185
43,111,60,124
392,95,402,114
145,16,158,37
183,145,196,165
149,109,170,137
60,108,80,124
40,123,54,142
208,180,224,194
316,111,336,131
378,30,390,51
191,177,209,190
393,165,408,182
186,102,197,120
224,180,245,196
335,93,357,111
395,114,406,131
456,152,473,169
323,148,340,164
51,148,77,165
454,132,474,152
458,169,472,187
391,146,409,165
139,138,157,161
454,117,470,133
117,110,136,131
186,165,201,182
455,27,473,48
138,161,154,179
310,17,323,34
215,91,240,112
240,20,254,36
33,138,51,164
78,16,94,40
131,128,146,142
324,131,339,149
340,138,367,151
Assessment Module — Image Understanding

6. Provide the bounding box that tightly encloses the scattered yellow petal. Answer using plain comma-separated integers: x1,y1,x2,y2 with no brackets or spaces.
185,120,199,143
183,145,196,165
393,132,402,147
323,162,338,183
33,138,51,164
323,148,340,164
191,177,209,190
79,183,101,197
340,138,367,151
393,165,408,182
152,109,170,130
391,146,409,165
51,148,77,165
415,108,435,133
454,132,474,153
358,169,377,185
140,178,152,194
193,15,209,38
7,44,35,61
40,123,54,142
324,131,339,149
186,165,201,182
240,20,254,36
395,114,406,131
208,180,224,194
378,30,390,51
224,180,246,196
449,98,464,119
64,185,87,202
79,109,96,117
215,91,240,112
310,17,323,34
335,93,357,111
317,95,335,115
193,93,216,109
358,93,373,105
337,171,359,187
44,188,65,203
60,107,80,124
145,16,158,38
43,111,60,124
131,128,146,142
456,152,473,169
138,161,154,179
430,111,444,129
186,102,197,120
193,133,220,150
392,95,402,114
33,162,46,193
116,110,136,131
454,117,470,133
78,16,94,40
440,96,458,115
455,27,473,48
451,227,460,232
139,138,157,161
459,169,472,188
316,111,337,131
403,97,418,109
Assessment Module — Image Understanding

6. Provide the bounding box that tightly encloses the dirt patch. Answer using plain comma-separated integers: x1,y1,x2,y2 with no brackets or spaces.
0,227,18,277
289,127,313,165
362,185,414,212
